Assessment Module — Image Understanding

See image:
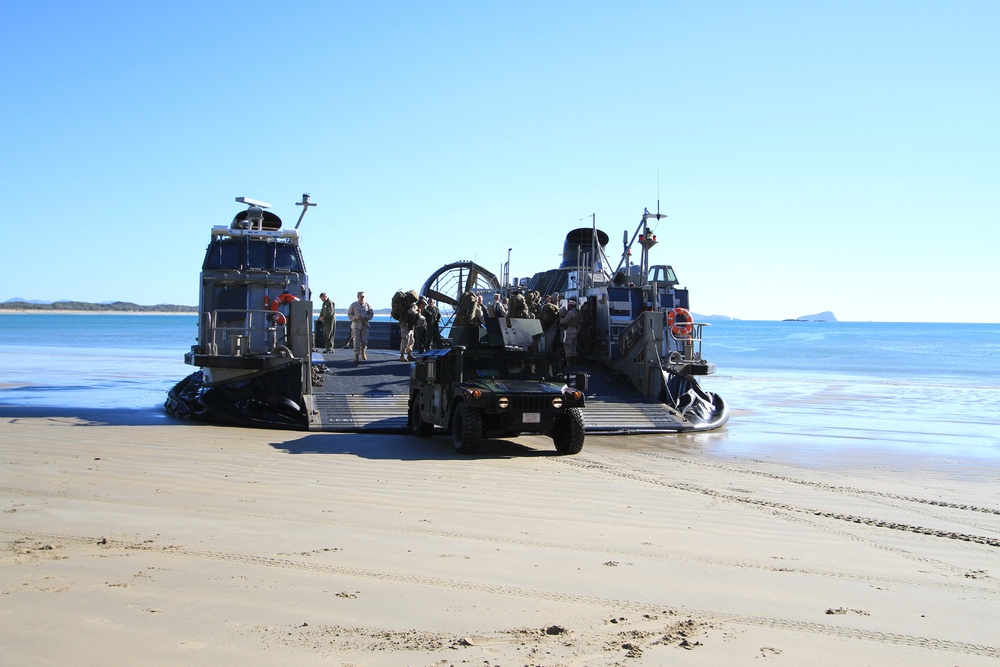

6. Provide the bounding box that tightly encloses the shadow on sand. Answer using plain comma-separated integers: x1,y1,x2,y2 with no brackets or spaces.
271,431,562,461
0,403,182,427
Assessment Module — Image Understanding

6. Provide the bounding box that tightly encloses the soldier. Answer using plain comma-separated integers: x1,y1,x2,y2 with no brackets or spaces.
552,293,565,354
424,298,442,348
508,289,531,319
560,299,580,365
347,291,374,363
318,292,336,353
538,294,560,352
414,297,429,353
488,293,506,318
472,295,486,327
399,297,419,361
526,290,541,318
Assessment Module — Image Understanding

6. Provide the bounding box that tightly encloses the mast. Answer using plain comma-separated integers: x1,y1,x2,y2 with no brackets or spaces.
294,193,317,229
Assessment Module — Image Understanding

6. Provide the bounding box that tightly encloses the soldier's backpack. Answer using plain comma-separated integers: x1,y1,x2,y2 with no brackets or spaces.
454,291,476,325
391,290,419,322
538,302,558,328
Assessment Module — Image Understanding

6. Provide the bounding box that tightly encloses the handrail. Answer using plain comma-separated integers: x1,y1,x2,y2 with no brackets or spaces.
206,308,285,355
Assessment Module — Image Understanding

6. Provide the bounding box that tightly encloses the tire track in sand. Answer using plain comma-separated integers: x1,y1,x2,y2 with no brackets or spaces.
0,484,991,593
3,528,999,661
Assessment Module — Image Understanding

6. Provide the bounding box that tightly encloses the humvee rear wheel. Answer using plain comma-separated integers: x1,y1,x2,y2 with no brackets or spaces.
409,396,433,437
452,403,482,455
552,408,585,455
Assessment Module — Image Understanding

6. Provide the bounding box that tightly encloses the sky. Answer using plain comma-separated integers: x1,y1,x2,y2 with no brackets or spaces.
2,1,997,323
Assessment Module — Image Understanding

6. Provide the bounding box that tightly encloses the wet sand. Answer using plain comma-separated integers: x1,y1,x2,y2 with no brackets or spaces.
2,413,999,666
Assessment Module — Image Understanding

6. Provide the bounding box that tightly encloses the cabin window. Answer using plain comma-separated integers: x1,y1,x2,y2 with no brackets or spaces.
274,245,302,272
247,240,269,270
203,240,241,270
648,266,678,284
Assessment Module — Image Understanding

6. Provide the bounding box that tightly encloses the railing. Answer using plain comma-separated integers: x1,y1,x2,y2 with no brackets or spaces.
203,309,286,356
665,321,710,364
617,311,710,365
619,314,647,359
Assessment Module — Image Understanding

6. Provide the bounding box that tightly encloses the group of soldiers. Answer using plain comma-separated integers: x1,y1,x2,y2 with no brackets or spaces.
315,289,447,364
392,290,442,361
316,287,594,366
316,290,379,364
453,288,593,365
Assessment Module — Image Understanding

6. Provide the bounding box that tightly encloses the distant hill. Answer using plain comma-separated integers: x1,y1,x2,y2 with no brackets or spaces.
692,312,734,322
784,311,837,322
5,297,51,305
0,300,196,313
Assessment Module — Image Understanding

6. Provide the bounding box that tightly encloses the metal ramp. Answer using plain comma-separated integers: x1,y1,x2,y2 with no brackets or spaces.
582,397,688,433
309,349,411,431
311,393,409,431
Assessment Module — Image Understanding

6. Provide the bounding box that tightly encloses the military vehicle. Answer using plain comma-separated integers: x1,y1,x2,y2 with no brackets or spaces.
408,318,586,455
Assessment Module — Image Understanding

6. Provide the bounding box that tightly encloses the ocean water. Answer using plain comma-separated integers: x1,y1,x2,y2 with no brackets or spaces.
697,321,1000,465
1,314,997,464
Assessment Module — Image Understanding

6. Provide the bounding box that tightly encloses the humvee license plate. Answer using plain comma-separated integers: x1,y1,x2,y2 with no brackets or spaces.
522,412,540,423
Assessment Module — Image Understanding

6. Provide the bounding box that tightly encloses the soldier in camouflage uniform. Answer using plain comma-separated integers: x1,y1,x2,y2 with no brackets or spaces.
559,299,580,365
318,292,336,353
507,290,531,319
347,291,374,363
399,299,418,361
488,293,507,319
538,295,560,352
424,298,442,348
414,297,429,352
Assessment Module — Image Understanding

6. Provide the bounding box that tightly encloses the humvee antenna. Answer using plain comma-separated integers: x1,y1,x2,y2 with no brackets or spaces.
294,193,317,229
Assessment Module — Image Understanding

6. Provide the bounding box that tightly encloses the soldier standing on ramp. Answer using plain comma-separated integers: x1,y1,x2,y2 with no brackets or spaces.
347,291,374,363
318,292,336,353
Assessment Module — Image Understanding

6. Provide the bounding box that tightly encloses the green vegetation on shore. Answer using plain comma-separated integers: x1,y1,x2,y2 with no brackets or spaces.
0,301,197,313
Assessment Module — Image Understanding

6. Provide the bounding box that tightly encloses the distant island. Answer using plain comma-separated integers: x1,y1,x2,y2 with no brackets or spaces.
1,299,196,313
783,311,837,322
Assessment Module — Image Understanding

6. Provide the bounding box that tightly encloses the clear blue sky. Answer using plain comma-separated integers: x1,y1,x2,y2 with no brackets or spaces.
2,1,997,322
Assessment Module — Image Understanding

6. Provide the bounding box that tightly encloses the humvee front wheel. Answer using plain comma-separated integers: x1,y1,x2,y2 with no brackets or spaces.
409,395,433,437
552,408,585,455
452,403,482,455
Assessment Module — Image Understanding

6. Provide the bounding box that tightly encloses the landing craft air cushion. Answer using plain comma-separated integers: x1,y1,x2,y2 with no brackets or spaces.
166,197,727,437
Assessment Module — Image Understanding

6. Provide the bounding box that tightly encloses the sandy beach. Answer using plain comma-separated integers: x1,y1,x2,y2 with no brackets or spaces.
2,414,998,666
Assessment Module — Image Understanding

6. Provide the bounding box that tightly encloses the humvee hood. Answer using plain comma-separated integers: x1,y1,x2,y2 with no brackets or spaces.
466,380,567,394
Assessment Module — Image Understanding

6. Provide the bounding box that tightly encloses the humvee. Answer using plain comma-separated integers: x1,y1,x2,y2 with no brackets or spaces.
408,319,586,455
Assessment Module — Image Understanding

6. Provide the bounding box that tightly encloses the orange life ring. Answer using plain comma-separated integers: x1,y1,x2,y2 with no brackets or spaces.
268,293,299,326
667,307,693,338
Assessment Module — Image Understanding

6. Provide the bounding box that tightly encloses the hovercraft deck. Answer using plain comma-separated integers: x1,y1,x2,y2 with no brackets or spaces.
310,350,692,434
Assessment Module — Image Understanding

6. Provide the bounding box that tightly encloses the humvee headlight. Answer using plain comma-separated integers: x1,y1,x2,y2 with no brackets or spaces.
497,396,510,409
571,390,582,400
470,389,483,399
551,397,564,409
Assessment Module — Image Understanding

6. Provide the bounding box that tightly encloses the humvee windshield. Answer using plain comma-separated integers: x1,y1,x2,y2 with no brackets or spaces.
465,352,557,380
